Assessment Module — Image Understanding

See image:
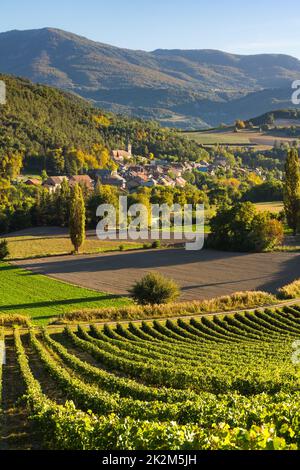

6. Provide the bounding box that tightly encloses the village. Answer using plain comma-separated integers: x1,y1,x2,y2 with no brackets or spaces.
22,143,266,193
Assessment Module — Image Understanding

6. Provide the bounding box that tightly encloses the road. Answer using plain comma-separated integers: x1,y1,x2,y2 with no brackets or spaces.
14,248,300,301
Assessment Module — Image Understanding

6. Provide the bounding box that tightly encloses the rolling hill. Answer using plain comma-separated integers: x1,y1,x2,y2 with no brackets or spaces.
0,74,205,174
0,27,300,128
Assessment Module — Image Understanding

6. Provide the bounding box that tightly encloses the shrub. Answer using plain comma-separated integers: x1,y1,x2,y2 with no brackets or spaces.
152,240,161,249
129,272,180,305
251,215,284,251
0,239,9,260
278,279,300,299
208,202,284,252
119,244,125,251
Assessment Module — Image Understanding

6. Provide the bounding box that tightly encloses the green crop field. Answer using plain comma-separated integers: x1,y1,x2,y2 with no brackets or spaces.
5,235,143,261
183,129,297,150
3,307,300,450
183,131,251,145
0,262,131,324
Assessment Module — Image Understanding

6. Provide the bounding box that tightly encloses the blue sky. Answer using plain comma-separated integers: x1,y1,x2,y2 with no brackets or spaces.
0,0,299,57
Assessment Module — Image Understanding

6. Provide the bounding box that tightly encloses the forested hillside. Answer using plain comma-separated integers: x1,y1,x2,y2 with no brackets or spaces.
0,74,206,176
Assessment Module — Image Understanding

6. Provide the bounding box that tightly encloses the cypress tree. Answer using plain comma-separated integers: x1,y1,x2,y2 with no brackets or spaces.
69,183,86,253
284,148,300,235
55,178,71,227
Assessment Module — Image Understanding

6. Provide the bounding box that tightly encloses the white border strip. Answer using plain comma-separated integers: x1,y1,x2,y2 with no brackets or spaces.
0,340,6,365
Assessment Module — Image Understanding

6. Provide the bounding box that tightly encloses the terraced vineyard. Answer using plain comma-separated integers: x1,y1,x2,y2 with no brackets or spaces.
1,305,300,450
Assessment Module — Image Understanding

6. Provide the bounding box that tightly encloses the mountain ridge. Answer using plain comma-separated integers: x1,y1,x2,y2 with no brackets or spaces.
0,27,299,128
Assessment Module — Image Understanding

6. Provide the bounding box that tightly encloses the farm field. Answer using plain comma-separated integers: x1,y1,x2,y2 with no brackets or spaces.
2,199,279,265
254,202,284,214
14,248,300,303
183,129,298,149
4,228,144,261
0,262,131,324
1,306,300,450
4,226,204,261
183,129,251,145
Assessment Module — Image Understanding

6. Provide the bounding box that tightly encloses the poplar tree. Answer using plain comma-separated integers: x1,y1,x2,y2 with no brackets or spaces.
69,183,85,253
56,178,71,227
284,148,300,235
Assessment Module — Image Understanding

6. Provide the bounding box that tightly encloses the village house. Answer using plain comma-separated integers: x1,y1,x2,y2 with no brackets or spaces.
175,177,187,188
169,167,183,178
127,173,149,191
126,178,140,192
69,175,94,191
89,169,111,181
145,177,158,188
126,165,146,174
43,176,67,193
25,178,42,187
158,176,176,187
111,143,132,163
102,171,126,189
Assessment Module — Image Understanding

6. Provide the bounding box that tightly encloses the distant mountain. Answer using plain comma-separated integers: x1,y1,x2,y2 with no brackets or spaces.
0,28,300,128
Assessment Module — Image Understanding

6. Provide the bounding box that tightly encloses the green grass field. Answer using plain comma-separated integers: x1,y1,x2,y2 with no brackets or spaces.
183,131,251,145
183,129,296,150
6,236,144,261
0,262,131,325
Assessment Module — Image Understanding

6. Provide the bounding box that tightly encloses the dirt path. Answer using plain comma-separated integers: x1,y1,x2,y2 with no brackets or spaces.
0,338,39,450
51,332,102,368
22,337,66,405
0,334,70,450
14,248,300,301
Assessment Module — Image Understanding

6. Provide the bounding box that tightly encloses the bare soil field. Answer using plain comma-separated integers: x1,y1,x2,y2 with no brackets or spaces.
14,248,300,301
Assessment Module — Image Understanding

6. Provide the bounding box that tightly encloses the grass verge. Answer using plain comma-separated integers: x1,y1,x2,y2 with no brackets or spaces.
277,279,300,299
0,262,131,325
5,236,144,261
0,314,30,327
54,291,277,324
